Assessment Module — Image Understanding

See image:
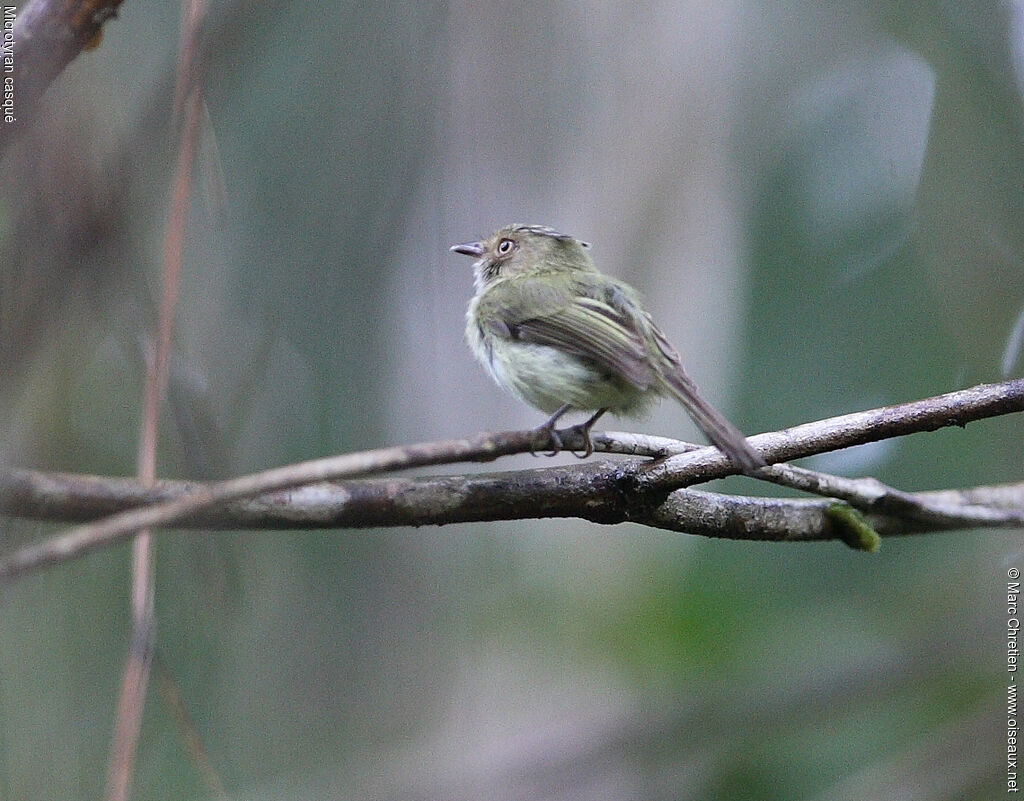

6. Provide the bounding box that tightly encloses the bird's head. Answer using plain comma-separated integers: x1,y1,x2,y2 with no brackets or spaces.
451,224,593,292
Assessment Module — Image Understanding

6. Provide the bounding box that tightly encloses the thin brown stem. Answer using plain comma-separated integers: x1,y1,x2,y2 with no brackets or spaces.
105,2,206,798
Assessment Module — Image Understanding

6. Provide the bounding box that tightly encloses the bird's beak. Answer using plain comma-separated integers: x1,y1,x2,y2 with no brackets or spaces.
450,241,485,257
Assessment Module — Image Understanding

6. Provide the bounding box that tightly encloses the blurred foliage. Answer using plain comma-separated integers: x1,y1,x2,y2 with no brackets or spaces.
0,1,1020,799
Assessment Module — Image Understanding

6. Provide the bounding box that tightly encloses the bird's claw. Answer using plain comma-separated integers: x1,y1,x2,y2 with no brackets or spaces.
529,424,563,456
528,406,605,458
528,422,595,458
564,422,595,458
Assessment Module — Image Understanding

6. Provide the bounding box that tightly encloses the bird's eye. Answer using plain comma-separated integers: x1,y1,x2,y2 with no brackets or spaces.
496,238,516,255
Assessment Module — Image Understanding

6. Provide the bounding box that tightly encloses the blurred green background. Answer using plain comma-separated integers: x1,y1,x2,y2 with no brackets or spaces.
0,1,1021,798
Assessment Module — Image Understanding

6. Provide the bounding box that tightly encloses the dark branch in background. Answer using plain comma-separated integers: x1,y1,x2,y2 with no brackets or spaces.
1,0,127,155
0,379,1021,578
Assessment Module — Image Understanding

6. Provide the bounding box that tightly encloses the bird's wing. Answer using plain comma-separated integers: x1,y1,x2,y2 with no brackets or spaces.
484,275,656,389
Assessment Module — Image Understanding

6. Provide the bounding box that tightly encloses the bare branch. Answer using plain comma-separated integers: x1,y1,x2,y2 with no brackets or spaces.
3,463,1021,539
756,464,1024,527
640,378,1024,488
0,379,1021,578
1,0,127,155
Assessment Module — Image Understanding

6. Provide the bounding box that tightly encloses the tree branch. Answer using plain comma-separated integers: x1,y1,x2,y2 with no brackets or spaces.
0,379,1021,578
1,0,127,155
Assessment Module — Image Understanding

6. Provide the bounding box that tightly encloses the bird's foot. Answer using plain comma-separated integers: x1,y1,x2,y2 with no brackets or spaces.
561,421,596,458
528,404,571,456
563,407,607,458
529,407,607,458
529,422,564,457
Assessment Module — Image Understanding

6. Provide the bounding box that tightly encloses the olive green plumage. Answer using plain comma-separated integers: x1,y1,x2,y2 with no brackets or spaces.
451,224,764,472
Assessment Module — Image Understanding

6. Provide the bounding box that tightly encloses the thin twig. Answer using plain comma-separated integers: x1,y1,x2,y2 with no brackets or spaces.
756,463,1024,527
105,2,206,799
639,378,1024,488
152,653,230,800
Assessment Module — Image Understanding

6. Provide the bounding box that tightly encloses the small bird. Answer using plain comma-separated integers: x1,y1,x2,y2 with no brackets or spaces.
451,224,765,472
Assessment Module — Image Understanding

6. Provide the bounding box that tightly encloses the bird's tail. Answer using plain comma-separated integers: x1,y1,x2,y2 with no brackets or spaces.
659,367,765,473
